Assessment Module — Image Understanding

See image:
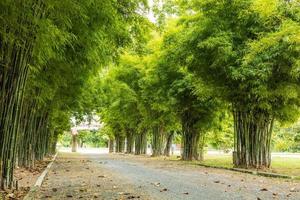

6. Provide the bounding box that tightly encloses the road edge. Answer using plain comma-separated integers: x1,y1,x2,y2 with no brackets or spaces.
197,163,300,180
23,152,58,200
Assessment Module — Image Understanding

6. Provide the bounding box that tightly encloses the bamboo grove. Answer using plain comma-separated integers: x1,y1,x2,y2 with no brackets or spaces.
90,0,300,170
0,0,147,189
0,0,299,190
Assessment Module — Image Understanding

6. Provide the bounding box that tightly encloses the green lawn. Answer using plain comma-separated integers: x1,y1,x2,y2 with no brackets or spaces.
167,154,300,177
199,154,300,177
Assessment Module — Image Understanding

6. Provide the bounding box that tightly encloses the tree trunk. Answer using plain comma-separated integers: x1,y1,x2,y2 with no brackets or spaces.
115,135,125,153
50,131,59,155
126,132,134,154
233,110,274,168
135,131,147,155
164,131,174,156
109,139,114,153
71,134,78,152
194,133,205,161
151,125,166,157
181,112,200,161
0,1,45,188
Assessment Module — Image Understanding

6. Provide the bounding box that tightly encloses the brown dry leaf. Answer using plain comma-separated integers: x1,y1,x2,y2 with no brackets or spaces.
127,195,140,199
290,187,299,192
151,182,160,187
93,193,99,198
79,188,87,192
6,193,15,199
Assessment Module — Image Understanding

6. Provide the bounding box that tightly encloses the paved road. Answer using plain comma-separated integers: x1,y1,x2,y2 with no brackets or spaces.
88,154,300,200
34,152,300,200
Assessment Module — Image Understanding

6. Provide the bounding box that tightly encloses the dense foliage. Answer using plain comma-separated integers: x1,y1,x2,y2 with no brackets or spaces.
0,0,299,189
95,0,300,168
0,0,147,188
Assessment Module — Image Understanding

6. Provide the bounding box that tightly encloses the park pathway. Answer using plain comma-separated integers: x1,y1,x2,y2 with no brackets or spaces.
33,153,150,199
33,152,300,200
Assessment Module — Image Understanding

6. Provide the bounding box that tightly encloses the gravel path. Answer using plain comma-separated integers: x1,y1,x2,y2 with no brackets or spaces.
33,152,300,200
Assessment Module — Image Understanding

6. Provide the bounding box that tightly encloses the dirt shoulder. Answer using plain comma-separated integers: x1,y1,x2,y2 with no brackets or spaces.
32,152,151,200
0,157,52,199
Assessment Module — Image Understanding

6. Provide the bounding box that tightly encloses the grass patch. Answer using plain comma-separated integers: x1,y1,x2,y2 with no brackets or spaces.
165,154,300,177
199,154,300,177
138,153,300,177
270,157,300,176
201,155,233,169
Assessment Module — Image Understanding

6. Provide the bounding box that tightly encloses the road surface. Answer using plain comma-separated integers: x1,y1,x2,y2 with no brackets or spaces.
33,152,300,200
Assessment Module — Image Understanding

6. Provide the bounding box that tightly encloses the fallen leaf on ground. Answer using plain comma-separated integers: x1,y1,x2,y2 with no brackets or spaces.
290,187,299,192
79,188,87,192
93,193,99,198
260,188,268,191
127,195,140,199
6,193,15,198
151,182,160,187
